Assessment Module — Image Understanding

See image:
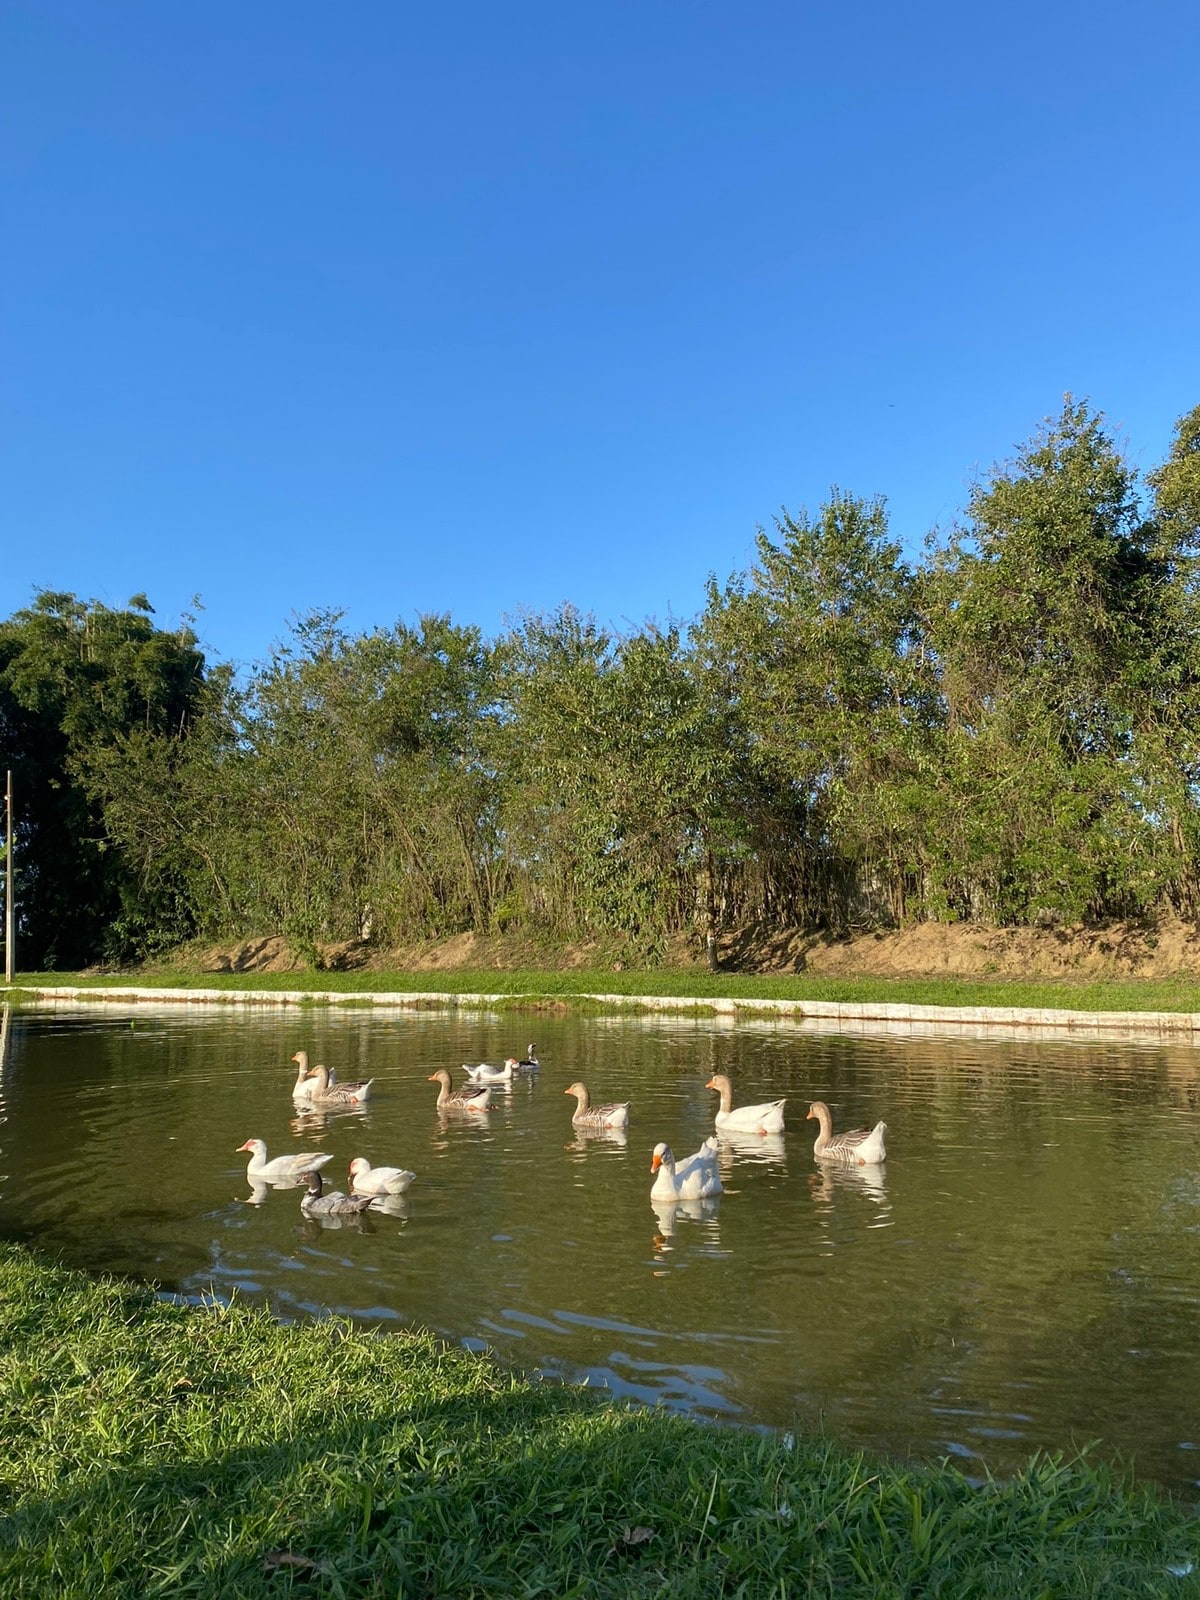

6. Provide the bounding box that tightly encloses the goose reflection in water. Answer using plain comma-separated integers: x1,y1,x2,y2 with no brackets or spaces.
807,1160,890,1209
566,1124,629,1156
715,1129,787,1168
651,1195,721,1251
290,1104,369,1138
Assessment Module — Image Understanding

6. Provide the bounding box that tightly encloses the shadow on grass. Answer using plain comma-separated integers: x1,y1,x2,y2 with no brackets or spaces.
1,1249,1197,1599
6,1370,1199,1599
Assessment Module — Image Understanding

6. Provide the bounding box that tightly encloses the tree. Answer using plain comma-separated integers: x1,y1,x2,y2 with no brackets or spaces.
169,609,504,954
0,591,210,966
696,490,934,929
1133,402,1200,912
492,605,620,938
924,399,1175,922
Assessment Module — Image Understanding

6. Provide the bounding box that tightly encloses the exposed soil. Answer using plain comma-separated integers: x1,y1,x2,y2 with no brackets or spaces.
720,917,1200,980
181,915,1200,982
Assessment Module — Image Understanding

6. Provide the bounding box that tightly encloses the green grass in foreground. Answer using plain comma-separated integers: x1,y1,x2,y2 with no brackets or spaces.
1,1247,1197,1599
9,964,1200,1015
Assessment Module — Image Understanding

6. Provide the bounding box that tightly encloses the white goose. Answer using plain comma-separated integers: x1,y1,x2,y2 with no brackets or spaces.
650,1137,722,1202
806,1100,887,1166
237,1139,334,1182
705,1073,786,1136
348,1157,417,1196
564,1081,631,1130
463,1059,515,1084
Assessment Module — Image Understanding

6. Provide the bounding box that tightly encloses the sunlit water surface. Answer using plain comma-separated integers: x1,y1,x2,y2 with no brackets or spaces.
2,1002,1199,1495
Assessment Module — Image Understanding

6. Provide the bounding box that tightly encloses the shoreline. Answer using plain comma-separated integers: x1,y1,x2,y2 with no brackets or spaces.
5,978,1200,1039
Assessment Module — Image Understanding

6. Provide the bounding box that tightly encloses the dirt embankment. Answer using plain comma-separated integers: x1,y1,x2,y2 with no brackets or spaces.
182,915,1200,982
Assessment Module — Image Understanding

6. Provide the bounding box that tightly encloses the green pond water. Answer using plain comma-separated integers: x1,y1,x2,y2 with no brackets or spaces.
2,1001,1199,1495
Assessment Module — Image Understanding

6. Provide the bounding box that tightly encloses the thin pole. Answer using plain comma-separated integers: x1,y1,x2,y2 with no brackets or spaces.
4,769,13,984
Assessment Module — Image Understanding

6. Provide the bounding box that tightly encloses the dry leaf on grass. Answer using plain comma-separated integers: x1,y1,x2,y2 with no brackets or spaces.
261,1550,329,1574
610,1524,656,1555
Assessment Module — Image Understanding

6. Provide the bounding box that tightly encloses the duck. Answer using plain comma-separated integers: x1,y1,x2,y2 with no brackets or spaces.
806,1100,887,1165
564,1081,631,1130
348,1157,416,1196
705,1073,786,1136
302,1061,375,1106
463,1059,515,1084
428,1069,491,1112
650,1137,722,1202
516,1043,540,1070
237,1139,334,1182
299,1168,375,1217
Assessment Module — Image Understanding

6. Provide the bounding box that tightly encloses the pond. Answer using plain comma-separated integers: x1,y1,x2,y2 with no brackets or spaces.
2,1000,1199,1496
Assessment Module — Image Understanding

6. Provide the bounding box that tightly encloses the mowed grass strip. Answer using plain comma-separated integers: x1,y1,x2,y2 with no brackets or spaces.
0,1246,1197,1599
10,964,1200,1016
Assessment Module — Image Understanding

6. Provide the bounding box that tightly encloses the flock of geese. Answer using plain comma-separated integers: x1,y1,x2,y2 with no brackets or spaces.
235,1046,888,1221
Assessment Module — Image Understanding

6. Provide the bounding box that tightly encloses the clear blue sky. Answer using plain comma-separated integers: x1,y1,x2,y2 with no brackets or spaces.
3,1,1197,671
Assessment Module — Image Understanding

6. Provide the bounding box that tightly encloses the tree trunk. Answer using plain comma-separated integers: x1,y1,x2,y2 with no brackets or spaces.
703,848,719,972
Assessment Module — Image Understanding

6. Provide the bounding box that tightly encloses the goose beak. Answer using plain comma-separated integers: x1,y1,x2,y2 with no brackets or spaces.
650,1153,662,1173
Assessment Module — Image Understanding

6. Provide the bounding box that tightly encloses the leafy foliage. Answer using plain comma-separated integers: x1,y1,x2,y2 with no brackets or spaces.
0,592,209,966
5,398,1200,967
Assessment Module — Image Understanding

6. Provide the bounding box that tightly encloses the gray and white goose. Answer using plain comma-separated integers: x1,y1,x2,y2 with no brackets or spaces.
300,1169,375,1217
302,1060,375,1106
806,1100,886,1166
428,1069,491,1112
564,1081,630,1130
291,1050,373,1103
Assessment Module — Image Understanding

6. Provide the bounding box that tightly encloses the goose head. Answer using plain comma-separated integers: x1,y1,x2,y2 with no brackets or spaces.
650,1142,674,1174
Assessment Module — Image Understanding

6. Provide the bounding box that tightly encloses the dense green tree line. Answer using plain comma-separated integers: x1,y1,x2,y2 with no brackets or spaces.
3,398,1199,969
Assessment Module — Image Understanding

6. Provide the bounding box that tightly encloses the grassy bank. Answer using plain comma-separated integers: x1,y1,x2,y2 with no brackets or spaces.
1,1247,1197,1599
8,965,1200,1016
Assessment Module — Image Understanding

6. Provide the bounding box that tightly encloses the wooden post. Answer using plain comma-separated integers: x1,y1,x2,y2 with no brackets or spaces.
4,769,13,984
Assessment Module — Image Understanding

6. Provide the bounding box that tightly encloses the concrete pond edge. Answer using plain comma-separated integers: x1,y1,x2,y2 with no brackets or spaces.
4,981,1200,1042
